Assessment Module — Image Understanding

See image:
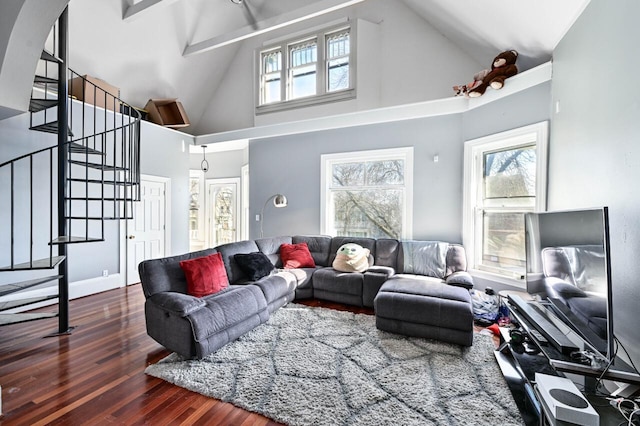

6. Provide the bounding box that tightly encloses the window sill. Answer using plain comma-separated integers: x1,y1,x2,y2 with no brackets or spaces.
469,268,526,290
256,89,356,115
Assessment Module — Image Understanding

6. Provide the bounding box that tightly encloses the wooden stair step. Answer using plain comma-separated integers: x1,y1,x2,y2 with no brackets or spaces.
49,236,104,245
0,255,66,271
0,312,57,326
0,295,59,312
0,275,62,297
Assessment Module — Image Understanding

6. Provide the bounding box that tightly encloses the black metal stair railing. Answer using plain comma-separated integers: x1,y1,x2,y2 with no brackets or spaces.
0,9,142,328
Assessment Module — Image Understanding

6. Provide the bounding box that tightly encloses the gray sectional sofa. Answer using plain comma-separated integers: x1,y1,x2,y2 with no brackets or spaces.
139,235,475,359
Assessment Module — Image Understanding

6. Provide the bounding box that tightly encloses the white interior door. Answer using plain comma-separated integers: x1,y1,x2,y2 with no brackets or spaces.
126,176,169,285
206,178,240,247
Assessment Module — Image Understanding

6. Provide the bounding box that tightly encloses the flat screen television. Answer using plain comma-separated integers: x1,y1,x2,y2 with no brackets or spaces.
524,207,614,360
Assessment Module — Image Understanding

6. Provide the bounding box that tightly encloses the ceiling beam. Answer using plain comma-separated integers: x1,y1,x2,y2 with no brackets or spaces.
183,0,368,57
123,0,179,21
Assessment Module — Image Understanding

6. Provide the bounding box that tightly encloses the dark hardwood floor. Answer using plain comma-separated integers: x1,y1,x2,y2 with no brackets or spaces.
0,285,494,425
0,285,383,425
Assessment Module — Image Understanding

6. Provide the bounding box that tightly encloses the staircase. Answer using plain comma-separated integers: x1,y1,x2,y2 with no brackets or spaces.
0,8,141,333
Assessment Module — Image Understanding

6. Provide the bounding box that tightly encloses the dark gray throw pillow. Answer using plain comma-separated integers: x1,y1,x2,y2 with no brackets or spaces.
234,252,275,281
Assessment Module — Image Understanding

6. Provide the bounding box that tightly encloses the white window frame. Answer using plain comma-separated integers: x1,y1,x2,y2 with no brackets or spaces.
462,121,549,288
321,147,413,239
256,23,356,114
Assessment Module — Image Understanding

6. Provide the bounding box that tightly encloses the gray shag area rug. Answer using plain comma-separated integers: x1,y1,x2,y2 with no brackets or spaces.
145,303,523,426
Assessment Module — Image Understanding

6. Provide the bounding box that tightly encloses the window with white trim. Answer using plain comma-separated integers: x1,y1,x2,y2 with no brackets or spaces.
463,122,548,285
321,148,413,239
258,25,354,112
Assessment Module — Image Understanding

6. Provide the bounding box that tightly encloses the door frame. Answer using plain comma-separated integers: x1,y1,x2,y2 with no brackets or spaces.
205,177,241,248
120,174,172,286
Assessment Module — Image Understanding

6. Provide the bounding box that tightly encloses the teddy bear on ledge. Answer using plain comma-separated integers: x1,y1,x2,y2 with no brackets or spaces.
454,50,518,97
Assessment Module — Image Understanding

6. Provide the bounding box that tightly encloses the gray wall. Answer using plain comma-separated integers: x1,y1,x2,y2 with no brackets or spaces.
249,81,552,243
139,123,192,256
550,0,640,369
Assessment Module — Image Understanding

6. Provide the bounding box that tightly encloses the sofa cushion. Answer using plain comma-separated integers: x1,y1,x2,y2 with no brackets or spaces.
234,252,275,281
216,240,261,283
256,236,292,267
138,248,218,297
446,244,468,276
179,253,229,297
374,239,400,269
313,268,364,297
292,235,332,266
400,241,448,279
280,243,316,268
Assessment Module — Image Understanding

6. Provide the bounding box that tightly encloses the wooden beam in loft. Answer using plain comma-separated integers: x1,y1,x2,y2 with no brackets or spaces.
183,0,369,57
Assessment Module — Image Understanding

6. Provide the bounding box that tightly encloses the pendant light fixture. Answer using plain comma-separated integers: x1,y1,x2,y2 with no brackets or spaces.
201,145,209,173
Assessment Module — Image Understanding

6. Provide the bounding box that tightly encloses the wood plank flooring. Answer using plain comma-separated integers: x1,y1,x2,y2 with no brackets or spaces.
0,284,286,425
0,285,493,425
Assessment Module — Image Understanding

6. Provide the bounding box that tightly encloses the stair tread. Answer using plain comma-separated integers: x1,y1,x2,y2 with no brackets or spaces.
0,255,66,271
66,197,132,201
0,312,58,326
0,295,59,312
0,275,62,297
40,50,61,63
30,122,74,137
49,236,105,245
67,178,136,186
68,142,104,155
29,98,58,112
34,75,59,85
68,160,127,171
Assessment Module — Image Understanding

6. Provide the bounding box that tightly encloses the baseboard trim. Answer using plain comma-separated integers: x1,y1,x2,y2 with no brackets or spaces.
0,274,122,313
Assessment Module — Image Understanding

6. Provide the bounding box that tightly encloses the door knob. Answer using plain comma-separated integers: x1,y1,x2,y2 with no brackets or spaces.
128,235,136,239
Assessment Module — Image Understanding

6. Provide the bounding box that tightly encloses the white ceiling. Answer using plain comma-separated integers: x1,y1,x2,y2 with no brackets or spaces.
401,0,590,71
71,0,589,134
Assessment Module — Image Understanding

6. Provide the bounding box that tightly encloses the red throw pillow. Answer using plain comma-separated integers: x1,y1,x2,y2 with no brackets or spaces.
179,253,229,297
280,243,316,268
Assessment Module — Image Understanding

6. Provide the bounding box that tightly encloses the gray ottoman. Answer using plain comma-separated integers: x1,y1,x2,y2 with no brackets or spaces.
374,276,474,346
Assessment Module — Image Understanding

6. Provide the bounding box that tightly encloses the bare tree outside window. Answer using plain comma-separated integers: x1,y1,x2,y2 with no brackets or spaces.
331,160,404,238
481,145,536,271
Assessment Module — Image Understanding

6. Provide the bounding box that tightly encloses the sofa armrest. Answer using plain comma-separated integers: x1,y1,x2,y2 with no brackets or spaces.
446,271,474,290
366,265,395,277
148,292,206,317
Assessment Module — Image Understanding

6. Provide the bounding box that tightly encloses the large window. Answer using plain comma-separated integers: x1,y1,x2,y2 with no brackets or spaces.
258,25,354,112
321,148,413,239
463,122,548,286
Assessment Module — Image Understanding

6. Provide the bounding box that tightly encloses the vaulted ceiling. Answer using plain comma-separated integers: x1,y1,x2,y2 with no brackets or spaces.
62,0,589,134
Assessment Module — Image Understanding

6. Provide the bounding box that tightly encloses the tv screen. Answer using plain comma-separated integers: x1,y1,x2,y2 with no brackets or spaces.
524,207,613,360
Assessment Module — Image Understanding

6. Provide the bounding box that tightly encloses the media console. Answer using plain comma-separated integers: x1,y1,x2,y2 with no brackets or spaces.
495,296,638,425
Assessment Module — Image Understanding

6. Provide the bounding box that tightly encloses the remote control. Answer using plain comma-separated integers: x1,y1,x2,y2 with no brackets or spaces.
529,329,548,345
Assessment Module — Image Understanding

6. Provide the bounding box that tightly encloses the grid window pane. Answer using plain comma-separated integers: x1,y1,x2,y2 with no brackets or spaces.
484,145,536,199
289,41,317,99
326,31,350,92
331,189,403,239
482,212,526,271
261,51,282,104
